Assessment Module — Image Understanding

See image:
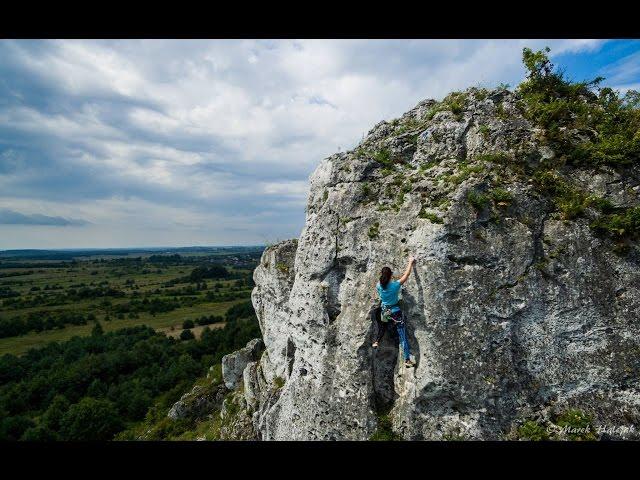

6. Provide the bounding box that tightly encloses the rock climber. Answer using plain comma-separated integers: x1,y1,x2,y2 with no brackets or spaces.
371,255,416,368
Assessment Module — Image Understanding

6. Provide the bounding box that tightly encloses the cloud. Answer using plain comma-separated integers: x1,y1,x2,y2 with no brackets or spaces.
601,50,640,90
0,209,88,226
0,39,635,248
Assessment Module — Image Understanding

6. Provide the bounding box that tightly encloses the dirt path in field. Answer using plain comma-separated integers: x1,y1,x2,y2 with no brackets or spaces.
159,322,226,340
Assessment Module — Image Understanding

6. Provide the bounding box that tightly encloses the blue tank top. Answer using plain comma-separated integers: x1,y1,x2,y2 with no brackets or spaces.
376,280,401,312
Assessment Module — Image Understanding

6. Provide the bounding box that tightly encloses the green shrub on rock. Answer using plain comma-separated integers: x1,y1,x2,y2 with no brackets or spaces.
517,420,549,441
518,47,640,168
467,190,490,211
367,222,380,240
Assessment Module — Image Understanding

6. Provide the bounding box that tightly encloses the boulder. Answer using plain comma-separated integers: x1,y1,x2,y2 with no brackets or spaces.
222,338,263,390
167,382,228,420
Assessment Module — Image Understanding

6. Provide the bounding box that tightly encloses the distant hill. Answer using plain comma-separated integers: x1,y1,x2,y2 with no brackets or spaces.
0,246,265,261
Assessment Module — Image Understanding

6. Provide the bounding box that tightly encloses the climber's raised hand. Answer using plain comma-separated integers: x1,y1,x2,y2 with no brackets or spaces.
399,256,415,285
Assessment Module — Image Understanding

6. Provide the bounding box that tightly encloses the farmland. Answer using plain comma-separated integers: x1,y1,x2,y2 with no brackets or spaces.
0,247,262,355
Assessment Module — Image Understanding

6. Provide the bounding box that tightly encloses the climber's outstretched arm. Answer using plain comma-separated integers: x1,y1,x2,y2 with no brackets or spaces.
398,256,416,285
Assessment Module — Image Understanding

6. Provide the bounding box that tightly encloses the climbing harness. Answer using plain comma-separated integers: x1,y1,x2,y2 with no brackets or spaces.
381,303,404,324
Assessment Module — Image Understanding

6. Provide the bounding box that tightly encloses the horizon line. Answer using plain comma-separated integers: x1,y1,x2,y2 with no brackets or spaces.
0,245,268,253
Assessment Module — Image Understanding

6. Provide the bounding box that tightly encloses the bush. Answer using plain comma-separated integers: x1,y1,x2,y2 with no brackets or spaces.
182,319,195,329
373,148,393,166
275,263,289,275
490,188,513,204
518,47,640,168
448,163,484,185
361,182,374,202
442,91,468,119
368,222,380,240
418,208,444,223
467,190,490,211
532,170,591,220
517,420,549,441
476,152,511,164
590,206,640,240
369,414,401,441
554,409,597,441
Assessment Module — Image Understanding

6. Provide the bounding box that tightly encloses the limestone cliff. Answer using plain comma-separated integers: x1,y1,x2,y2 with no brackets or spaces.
239,83,640,440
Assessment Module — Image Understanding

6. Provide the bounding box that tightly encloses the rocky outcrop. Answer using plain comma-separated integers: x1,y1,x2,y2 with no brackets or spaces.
217,390,258,440
241,87,640,440
221,338,263,390
167,382,228,420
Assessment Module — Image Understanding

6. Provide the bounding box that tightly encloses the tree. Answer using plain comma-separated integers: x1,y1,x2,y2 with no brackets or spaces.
0,415,35,441
188,265,229,282
91,321,104,336
180,329,195,341
225,300,255,322
117,384,152,419
182,319,194,329
21,425,58,441
87,378,106,398
42,395,70,431
59,397,123,441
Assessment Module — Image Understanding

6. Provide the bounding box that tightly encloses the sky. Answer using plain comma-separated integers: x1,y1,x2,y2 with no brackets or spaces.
1,39,639,249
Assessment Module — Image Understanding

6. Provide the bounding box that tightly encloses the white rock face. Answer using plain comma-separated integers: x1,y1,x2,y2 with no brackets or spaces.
221,338,263,390
244,88,640,440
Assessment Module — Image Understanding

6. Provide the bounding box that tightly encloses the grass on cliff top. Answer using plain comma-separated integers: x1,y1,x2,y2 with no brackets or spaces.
518,47,640,169
466,47,640,248
424,91,469,121
354,47,639,248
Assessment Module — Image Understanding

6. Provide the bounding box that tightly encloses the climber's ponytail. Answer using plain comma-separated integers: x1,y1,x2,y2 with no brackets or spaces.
379,267,392,289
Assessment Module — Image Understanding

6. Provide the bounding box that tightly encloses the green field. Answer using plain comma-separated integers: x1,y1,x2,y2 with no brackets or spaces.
0,299,241,356
0,248,262,356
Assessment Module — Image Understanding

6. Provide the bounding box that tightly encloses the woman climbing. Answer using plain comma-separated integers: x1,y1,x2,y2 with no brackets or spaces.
372,255,416,368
